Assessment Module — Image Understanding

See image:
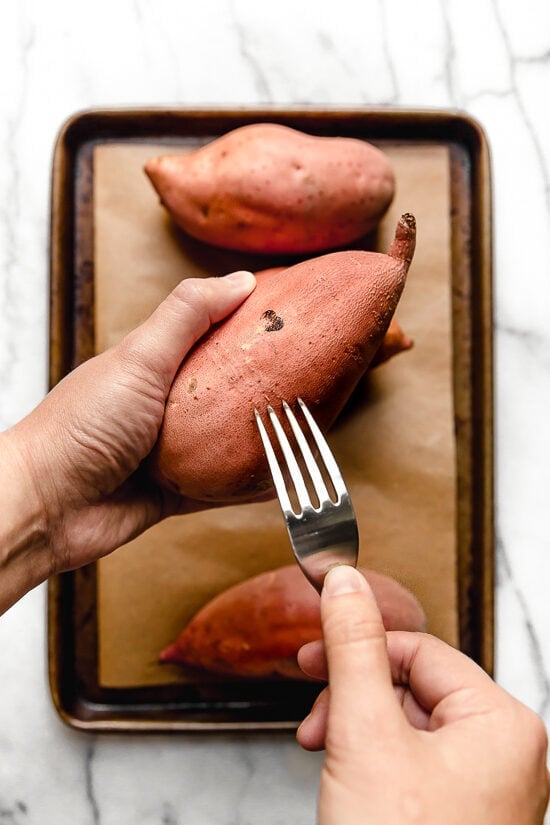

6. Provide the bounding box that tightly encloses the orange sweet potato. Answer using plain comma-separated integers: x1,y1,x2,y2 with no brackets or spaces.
144,123,395,254
370,317,413,367
255,267,413,369
159,565,426,680
150,213,416,502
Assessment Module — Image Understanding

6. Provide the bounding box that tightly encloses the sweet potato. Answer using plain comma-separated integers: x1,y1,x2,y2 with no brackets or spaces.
150,214,416,502
144,123,395,254
255,267,413,369
159,565,426,680
370,317,413,367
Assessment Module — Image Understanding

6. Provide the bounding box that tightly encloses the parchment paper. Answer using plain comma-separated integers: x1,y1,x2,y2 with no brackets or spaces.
94,141,456,688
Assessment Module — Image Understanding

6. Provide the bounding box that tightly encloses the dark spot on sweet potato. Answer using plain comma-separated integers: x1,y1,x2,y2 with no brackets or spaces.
261,309,284,332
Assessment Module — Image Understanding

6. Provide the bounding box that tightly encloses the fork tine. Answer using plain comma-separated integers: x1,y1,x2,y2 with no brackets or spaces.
255,399,358,593
282,400,331,505
254,408,293,513
296,397,348,500
265,404,311,512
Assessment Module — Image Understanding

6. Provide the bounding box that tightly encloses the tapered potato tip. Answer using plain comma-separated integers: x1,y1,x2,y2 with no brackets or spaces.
143,155,179,194
388,212,416,263
143,156,159,180
158,642,180,664
371,318,414,367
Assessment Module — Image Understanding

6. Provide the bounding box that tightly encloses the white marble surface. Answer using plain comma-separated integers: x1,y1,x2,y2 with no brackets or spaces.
1,0,550,821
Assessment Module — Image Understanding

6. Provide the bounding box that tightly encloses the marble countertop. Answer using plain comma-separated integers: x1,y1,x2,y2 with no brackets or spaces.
1,1,550,822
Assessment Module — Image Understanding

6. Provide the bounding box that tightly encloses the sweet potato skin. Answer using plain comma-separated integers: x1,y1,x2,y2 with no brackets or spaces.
150,214,416,502
144,123,395,254
159,565,426,680
370,317,413,367
255,267,413,369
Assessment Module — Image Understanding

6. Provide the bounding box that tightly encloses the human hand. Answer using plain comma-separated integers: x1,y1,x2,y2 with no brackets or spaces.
297,565,549,825
0,272,255,606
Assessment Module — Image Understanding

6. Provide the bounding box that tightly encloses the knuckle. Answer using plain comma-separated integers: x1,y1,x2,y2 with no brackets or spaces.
520,707,549,757
167,279,215,339
171,278,210,317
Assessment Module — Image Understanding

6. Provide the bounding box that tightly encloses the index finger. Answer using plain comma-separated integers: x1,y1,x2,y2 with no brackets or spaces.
321,566,404,739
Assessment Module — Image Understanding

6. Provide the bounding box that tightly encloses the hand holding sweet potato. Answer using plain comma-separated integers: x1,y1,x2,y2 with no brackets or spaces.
150,214,416,502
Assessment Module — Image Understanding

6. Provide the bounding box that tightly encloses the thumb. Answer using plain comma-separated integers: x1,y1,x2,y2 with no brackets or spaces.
321,565,403,741
117,271,256,388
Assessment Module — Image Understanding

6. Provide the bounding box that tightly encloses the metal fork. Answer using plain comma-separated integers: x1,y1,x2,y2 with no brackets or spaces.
254,398,359,593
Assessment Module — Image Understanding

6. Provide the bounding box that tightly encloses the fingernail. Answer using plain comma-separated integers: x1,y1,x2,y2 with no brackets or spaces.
324,565,366,596
223,270,256,289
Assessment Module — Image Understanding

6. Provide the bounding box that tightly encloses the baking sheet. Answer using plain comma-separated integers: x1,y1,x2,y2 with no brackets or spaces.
93,141,457,688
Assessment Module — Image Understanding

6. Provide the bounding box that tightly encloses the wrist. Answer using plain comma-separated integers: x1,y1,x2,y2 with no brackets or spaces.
0,428,53,614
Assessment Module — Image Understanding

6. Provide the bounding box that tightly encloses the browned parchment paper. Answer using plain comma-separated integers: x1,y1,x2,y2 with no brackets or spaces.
94,141,456,688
